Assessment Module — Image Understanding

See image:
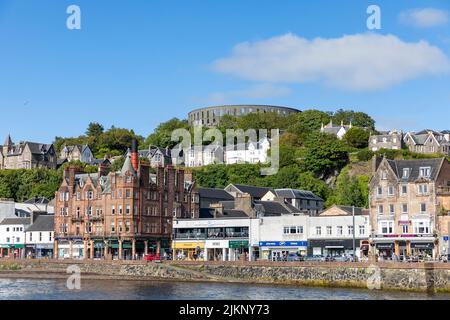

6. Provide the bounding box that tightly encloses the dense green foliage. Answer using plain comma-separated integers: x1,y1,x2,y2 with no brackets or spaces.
0,169,62,202
343,127,371,149
325,166,369,208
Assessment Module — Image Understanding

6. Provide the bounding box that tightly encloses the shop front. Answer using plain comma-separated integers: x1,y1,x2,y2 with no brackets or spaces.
410,242,434,258
57,241,84,259
308,239,362,258
93,241,104,259
259,241,308,261
173,241,205,260
205,240,228,261
0,244,22,258
229,240,249,261
375,242,394,259
26,244,53,259
0,244,11,257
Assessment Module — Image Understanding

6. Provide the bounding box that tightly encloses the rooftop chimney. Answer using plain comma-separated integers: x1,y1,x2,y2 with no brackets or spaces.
131,139,139,172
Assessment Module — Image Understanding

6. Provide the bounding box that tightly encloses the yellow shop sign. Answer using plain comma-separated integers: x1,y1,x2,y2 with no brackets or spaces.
172,242,205,249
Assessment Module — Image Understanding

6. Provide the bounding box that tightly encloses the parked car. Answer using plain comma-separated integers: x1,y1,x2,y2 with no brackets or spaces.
325,255,335,262
305,255,326,262
440,254,450,263
334,255,350,262
144,253,161,261
287,253,305,262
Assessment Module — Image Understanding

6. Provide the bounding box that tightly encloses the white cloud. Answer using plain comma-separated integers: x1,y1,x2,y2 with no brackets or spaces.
212,33,450,91
399,8,449,28
200,83,291,104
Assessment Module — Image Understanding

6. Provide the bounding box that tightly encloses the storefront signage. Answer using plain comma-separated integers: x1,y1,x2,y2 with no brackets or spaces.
376,243,393,249
375,234,432,238
259,241,307,247
229,240,249,249
36,244,54,249
444,236,449,241
410,243,434,249
172,242,205,249
205,240,228,249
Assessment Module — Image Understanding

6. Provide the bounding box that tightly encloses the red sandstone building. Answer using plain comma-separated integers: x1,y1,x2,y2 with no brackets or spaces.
54,141,199,260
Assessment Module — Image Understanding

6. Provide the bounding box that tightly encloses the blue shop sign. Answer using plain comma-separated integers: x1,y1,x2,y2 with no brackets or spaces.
444,236,449,241
259,241,307,247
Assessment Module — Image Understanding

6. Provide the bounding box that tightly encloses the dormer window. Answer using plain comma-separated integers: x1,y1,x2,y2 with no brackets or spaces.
402,168,410,179
419,167,431,178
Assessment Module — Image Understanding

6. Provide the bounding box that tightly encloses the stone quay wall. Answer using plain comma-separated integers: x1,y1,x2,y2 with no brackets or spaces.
1,259,450,292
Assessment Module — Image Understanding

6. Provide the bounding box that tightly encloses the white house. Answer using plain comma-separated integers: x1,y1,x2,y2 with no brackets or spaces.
25,215,54,258
225,138,271,165
258,214,310,261
172,217,259,261
0,217,31,258
320,120,352,140
184,144,224,167
308,205,370,259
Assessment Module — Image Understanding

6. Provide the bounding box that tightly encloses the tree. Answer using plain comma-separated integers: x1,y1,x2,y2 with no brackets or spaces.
343,127,370,149
110,157,126,172
97,127,144,157
332,109,375,130
194,164,229,188
86,122,104,137
303,132,349,177
357,149,374,162
144,118,189,149
287,110,331,136
326,166,369,208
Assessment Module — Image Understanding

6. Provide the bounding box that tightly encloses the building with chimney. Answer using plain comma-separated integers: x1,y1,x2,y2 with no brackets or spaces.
0,135,57,170
53,140,199,260
369,156,450,260
403,130,450,156
59,145,95,164
369,130,404,152
224,138,270,165
320,120,353,140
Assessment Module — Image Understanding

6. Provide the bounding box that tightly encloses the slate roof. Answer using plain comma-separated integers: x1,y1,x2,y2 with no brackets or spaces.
0,217,31,225
385,158,444,182
199,207,248,218
25,215,54,232
198,188,234,201
228,184,275,198
23,197,51,205
334,206,369,216
275,188,323,201
254,200,300,216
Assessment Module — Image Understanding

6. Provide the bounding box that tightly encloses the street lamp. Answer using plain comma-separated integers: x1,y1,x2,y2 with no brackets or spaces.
352,206,356,262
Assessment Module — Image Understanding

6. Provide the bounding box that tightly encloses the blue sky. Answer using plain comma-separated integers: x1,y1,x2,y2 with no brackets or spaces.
0,0,450,143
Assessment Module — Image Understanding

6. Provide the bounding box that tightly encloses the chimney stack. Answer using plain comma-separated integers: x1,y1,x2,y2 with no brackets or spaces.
131,139,139,172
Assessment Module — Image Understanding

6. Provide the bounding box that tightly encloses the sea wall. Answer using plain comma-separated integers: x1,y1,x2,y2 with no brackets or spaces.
1,260,450,292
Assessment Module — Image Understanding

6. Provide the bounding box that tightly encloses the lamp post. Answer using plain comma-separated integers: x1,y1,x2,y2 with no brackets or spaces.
352,206,356,262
